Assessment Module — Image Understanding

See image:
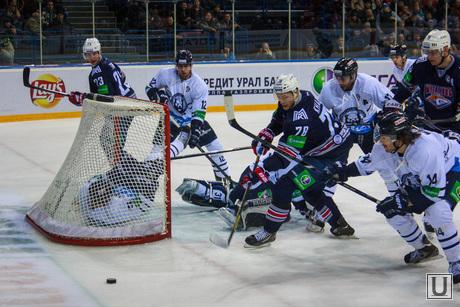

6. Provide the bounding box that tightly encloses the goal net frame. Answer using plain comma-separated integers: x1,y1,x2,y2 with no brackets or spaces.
26,96,171,246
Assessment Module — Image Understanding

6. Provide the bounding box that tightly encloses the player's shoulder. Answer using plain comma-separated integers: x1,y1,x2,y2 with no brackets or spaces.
189,72,208,90
158,67,175,76
319,78,338,96
99,57,117,70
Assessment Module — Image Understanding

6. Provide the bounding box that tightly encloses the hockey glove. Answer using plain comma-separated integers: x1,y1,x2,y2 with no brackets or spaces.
239,165,269,189
68,91,86,106
188,120,202,149
322,161,349,183
405,96,425,121
251,128,275,156
376,192,409,219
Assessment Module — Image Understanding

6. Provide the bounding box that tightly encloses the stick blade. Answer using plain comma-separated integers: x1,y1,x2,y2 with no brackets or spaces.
23,67,31,87
209,233,229,249
223,91,235,122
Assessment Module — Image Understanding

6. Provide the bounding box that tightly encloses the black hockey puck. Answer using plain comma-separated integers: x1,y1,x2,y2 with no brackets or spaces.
106,278,117,284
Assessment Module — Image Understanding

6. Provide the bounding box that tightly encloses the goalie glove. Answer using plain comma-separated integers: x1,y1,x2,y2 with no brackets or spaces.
69,91,86,106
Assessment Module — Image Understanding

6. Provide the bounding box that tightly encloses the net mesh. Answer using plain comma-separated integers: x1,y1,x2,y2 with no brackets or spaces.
26,97,171,245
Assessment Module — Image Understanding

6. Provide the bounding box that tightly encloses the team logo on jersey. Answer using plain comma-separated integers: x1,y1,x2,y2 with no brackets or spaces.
293,109,308,121
293,169,316,191
424,84,453,109
171,93,190,114
311,67,334,95
29,74,66,108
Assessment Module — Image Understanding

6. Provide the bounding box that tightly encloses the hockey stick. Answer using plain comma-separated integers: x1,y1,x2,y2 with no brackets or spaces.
196,145,235,185
426,113,460,124
23,66,114,103
223,91,380,205
171,146,251,160
209,154,261,248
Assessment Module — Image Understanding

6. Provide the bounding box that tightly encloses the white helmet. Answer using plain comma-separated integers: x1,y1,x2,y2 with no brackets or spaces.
273,74,299,94
82,37,101,56
422,29,450,54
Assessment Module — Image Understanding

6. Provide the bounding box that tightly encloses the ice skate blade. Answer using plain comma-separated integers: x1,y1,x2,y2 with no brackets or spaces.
209,233,229,248
406,254,443,265
329,234,360,240
244,242,272,249
305,226,325,233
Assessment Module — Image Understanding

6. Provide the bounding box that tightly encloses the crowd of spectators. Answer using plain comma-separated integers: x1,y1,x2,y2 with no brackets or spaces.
106,0,460,59
0,0,71,64
1,0,460,64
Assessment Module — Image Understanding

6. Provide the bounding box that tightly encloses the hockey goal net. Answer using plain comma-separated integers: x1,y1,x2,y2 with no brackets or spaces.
26,96,171,246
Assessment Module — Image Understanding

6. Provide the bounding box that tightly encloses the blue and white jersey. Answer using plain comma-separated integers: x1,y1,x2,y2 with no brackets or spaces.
319,73,393,133
146,67,208,127
392,58,415,83
89,57,136,98
355,130,460,202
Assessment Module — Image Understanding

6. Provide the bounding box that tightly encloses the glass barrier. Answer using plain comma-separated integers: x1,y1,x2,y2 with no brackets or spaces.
0,0,454,66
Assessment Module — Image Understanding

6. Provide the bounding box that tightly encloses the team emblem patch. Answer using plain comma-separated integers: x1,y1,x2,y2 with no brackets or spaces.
293,169,316,191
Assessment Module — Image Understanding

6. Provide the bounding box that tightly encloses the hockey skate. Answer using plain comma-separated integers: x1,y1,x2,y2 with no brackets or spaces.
404,235,441,264
448,260,460,284
244,228,276,248
303,208,325,233
330,216,357,239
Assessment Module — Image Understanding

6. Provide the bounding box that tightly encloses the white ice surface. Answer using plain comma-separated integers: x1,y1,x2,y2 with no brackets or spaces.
0,111,459,307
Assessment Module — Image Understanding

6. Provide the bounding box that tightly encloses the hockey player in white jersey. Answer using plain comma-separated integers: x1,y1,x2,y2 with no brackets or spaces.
389,44,415,84
145,50,230,180
323,112,460,284
318,57,396,154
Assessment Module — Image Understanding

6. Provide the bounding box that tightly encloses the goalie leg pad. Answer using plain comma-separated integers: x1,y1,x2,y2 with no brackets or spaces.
176,178,228,208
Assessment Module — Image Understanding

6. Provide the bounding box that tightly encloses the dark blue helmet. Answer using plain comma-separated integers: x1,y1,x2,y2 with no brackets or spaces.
389,44,407,57
333,57,358,78
176,50,193,65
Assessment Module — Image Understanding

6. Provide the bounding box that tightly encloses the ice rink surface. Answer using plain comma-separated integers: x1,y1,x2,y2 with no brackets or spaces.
0,110,459,307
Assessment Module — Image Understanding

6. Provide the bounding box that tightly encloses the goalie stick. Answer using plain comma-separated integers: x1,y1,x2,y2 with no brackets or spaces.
171,146,251,160
223,91,381,205
23,66,114,103
209,154,261,248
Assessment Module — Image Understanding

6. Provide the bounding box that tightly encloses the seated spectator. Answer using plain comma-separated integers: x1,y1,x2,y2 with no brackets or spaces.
255,42,275,60
304,43,320,59
25,9,42,36
43,1,57,28
149,8,164,30
0,36,14,65
251,14,266,30
198,11,219,33
177,1,192,29
49,12,72,34
379,3,395,34
6,1,22,28
2,19,18,44
219,12,239,32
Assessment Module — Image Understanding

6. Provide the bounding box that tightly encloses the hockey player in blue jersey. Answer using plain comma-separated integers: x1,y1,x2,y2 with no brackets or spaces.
393,29,460,132
69,37,136,104
243,74,355,247
69,38,138,164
